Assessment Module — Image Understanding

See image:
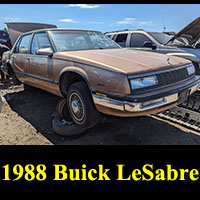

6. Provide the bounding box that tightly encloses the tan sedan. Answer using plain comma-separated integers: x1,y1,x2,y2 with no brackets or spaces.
1,28,200,129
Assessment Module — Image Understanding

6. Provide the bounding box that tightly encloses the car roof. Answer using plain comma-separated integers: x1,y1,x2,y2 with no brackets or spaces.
105,29,144,34
105,29,154,35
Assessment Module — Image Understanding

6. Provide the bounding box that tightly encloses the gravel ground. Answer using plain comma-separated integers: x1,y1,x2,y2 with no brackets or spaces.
1,82,200,145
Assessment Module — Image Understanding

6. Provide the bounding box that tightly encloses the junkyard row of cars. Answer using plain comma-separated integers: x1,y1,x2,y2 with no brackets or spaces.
1,18,200,136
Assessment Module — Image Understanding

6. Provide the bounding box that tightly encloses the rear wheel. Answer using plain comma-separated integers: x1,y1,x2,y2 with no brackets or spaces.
0,68,4,82
4,64,21,85
67,81,100,129
12,75,21,85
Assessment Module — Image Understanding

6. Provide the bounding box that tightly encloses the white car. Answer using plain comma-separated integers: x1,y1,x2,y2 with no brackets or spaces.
106,17,200,75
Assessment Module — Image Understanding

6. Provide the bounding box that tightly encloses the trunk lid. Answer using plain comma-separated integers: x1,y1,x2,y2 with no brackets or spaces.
6,22,57,45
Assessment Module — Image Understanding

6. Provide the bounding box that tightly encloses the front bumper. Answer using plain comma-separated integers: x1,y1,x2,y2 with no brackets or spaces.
92,76,200,113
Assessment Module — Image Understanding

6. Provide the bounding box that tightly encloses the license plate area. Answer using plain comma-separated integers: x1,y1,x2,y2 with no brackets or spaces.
178,89,190,104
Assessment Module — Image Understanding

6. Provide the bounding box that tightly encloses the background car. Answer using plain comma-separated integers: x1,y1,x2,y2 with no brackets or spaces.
105,17,200,75
0,30,12,49
0,30,11,82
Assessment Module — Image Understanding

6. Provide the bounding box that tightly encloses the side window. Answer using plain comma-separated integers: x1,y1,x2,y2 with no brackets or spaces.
106,35,112,38
14,38,22,53
15,34,32,54
130,33,152,47
31,32,52,54
115,34,128,47
112,34,118,41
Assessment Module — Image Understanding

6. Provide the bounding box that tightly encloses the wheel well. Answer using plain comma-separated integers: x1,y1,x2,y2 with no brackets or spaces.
59,72,90,97
6,61,15,76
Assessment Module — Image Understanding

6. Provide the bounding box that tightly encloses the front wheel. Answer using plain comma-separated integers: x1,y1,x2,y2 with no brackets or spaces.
67,81,100,129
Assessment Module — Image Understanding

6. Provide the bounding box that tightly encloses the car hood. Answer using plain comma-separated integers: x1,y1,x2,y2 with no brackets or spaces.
166,47,200,63
169,17,200,46
55,48,190,75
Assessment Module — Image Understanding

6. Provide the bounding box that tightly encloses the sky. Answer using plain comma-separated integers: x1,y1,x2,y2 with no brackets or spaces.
0,4,200,33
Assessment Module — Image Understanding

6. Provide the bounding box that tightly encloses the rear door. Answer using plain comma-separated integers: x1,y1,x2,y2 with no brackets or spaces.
10,33,32,83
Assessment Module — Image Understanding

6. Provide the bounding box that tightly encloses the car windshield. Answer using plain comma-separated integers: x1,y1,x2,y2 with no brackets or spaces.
148,32,188,46
49,30,121,52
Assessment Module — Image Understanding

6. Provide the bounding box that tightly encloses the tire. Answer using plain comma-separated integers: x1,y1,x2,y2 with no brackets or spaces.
12,75,21,85
52,114,88,136
0,68,4,82
67,81,100,129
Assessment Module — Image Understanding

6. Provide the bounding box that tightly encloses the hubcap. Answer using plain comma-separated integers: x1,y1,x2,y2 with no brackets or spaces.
71,99,80,115
69,92,85,123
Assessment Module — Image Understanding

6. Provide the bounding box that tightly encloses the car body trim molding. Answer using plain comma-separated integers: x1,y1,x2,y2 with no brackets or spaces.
14,69,59,85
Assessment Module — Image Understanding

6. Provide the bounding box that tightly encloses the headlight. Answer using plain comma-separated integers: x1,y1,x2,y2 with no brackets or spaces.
187,64,195,75
130,75,158,90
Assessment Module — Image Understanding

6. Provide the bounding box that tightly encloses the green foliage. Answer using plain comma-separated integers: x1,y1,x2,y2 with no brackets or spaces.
1,27,8,32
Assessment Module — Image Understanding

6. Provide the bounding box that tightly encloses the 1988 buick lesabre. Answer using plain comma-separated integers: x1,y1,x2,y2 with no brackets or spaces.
1,28,200,129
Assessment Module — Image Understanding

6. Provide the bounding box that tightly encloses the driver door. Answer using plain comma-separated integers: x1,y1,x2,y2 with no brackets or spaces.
27,31,54,91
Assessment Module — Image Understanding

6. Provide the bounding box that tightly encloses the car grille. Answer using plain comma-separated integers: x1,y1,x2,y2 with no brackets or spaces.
157,67,189,87
131,65,193,94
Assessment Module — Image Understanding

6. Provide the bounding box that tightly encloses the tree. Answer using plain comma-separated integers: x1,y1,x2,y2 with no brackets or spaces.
1,27,8,32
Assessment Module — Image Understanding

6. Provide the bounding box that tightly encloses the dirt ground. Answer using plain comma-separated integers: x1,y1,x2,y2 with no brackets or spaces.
1,82,200,145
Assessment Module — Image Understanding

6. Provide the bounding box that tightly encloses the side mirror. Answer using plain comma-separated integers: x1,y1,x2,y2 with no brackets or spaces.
36,48,53,57
143,41,156,50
